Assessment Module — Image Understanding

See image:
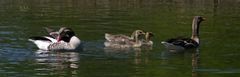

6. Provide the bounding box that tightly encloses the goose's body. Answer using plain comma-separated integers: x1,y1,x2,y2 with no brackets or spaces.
105,33,132,42
105,30,145,42
47,36,80,51
161,16,205,50
29,36,58,50
29,27,81,51
104,30,145,48
104,39,142,48
161,37,198,50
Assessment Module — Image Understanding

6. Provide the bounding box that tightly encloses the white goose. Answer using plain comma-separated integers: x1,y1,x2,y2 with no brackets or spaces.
29,27,81,51
161,16,205,50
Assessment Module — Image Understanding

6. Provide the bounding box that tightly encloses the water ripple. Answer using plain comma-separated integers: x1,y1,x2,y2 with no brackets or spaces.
196,68,240,74
0,31,14,35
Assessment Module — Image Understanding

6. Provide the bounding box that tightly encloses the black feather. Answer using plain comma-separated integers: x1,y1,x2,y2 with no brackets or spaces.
29,36,52,42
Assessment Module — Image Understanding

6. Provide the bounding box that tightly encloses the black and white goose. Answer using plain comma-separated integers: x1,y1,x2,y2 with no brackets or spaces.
161,16,205,50
29,27,81,51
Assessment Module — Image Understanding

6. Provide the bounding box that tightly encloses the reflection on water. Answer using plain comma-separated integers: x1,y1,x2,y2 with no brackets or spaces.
103,45,151,77
159,48,200,77
192,49,200,77
34,50,79,76
104,44,152,59
104,47,140,58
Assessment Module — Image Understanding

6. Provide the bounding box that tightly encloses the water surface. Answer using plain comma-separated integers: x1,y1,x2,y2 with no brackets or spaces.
0,0,240,77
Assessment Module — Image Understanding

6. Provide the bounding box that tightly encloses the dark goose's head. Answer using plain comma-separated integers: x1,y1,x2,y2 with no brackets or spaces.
191,16,205,44
194,16,205,24
192,16,205,36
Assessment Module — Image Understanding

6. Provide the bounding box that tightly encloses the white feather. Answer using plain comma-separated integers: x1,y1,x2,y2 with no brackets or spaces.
29,39,51,50
44,36,57,42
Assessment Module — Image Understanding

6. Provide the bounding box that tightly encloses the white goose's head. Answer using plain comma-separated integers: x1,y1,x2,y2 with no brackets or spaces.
57,27,76,42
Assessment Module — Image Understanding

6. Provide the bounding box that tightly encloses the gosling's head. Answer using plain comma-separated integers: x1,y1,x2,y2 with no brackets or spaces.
133,30,145,38
145,32,154,40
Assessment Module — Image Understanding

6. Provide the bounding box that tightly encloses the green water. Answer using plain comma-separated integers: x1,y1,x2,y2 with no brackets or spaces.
0,0,240,77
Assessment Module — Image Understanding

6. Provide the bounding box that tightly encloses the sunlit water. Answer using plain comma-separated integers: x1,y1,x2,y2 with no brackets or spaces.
0,0,240,77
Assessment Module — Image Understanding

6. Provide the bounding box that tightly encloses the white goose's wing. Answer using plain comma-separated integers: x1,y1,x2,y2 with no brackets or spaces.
29,36,55,50
44,36,57,42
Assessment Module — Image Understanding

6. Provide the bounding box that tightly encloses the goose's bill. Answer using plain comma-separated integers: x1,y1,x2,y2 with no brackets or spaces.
202,17,206,21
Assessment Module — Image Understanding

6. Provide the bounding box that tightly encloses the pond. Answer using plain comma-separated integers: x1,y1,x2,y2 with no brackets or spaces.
0,0,240,77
